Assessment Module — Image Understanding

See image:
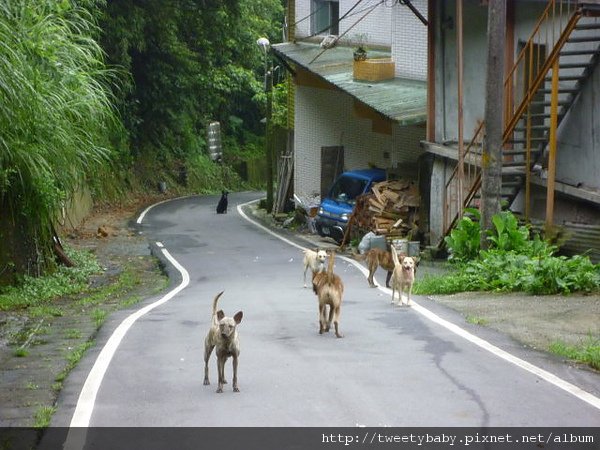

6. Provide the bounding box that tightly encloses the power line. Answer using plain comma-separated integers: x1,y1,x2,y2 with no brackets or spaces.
308,1,384,64
298,0,371,41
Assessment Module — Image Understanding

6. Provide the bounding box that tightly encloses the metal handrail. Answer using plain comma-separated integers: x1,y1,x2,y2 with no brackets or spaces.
441,0,587,244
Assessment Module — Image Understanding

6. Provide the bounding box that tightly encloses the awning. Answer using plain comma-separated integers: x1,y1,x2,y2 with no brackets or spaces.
272,42,427,126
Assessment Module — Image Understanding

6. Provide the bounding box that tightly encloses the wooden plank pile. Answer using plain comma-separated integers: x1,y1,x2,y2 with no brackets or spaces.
352,179,420,239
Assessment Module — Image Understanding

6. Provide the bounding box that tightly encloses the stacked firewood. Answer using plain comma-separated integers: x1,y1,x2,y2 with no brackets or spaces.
352,180,420,239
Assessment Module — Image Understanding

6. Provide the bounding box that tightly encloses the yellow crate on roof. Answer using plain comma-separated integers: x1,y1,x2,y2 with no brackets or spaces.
353,58,395,82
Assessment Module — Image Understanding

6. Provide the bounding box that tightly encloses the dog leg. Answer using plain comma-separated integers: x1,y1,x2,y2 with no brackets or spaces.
367,267,376,287
385,271,392,288
216,357,225,393
318,303,327,334
203,343,214,385
303,265,308,288
232,355,240,392
326,304,334,332
406,284,413,307
333,306,343,338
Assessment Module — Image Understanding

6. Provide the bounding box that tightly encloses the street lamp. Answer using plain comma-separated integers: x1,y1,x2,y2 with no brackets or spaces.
257,37,274,213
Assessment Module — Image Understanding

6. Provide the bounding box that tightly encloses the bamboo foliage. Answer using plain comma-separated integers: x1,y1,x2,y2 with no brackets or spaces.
0,0,116,279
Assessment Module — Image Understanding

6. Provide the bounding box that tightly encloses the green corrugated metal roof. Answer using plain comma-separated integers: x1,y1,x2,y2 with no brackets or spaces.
272,42,427,126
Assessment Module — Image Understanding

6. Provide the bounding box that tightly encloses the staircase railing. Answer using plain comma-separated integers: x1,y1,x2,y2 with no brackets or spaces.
442,0,586,244
503,0,582,141
443,121,485,234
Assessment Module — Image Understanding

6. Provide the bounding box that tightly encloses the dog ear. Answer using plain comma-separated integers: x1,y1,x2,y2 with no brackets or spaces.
216,310,225,321
233,311,243,324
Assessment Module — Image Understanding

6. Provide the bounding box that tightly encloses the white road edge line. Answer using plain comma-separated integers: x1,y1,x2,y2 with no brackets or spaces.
237,198,600,411
67,243,190,432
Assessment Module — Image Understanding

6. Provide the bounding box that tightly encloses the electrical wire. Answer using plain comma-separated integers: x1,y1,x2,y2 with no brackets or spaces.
308,1,384,64
298,0,370,41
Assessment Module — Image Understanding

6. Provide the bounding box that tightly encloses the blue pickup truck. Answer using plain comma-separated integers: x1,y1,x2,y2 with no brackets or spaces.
315,168,386,243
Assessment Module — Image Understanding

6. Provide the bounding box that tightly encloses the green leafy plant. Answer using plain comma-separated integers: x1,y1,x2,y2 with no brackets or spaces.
487,211,529,252
444,208,481,262
0,247,101,311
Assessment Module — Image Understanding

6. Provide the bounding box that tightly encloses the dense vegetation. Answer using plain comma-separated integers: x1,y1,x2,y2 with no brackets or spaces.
416,210,600,295
0,0,285,284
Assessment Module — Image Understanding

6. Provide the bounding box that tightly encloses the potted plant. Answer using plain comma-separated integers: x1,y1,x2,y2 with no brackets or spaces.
353,46,367,61
353,33,369,61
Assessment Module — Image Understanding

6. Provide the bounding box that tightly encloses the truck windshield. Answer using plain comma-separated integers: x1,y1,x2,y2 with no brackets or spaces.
329,175,368,204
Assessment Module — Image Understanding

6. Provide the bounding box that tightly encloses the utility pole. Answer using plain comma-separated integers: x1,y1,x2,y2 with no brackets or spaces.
480,0,506,249
257,37,274,213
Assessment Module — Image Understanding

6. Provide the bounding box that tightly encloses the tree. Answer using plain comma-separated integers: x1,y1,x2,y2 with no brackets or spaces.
0,0,116,285
99,0,284,173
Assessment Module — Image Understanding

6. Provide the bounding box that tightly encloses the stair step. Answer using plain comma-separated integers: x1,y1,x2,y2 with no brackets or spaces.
574,23,600,31
513,126,549,132
502,149,542,156
538,88,578,94
503,160,530,167
530,100,571,107
527,113,564,118
502,181,524,187
567,36,600,43
507,138,547,144
581,4,600,16
560,50,599,57
545,75,584,81
502,168,526,176
559,62,591,69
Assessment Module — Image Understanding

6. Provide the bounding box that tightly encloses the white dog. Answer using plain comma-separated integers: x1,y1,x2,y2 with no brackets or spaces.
303,248,327,288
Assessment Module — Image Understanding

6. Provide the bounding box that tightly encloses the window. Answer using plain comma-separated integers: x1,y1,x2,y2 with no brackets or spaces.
312,0,339,35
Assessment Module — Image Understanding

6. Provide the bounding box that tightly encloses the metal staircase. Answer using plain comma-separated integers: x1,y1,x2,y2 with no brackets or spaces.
442,1,600,241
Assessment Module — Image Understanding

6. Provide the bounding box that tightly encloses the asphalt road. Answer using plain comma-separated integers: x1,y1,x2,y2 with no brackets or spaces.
52,192,600,429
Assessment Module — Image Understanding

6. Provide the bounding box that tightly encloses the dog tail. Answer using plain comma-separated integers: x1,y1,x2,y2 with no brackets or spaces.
391,245,400,267
326,251,335,283
212,291,224,316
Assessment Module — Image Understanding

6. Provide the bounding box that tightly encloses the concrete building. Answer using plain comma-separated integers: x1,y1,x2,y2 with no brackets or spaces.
273,0,429,206
422,0,600,259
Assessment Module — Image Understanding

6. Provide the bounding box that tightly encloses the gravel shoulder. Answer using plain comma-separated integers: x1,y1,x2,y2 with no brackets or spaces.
429,291,599,354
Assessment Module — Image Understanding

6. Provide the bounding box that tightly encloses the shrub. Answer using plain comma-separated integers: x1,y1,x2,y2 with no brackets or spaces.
444,208,481,262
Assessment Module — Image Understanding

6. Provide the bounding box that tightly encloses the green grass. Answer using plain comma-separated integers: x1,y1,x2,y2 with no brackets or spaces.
28,306,63,318
56,341,94,383
413,273,466,295
26,382,39,390
91,309,107,328
34,405,56,428
13,347,29,357
64,329,82,339
0,247,101,311
549,336,600,371
466,315,489,326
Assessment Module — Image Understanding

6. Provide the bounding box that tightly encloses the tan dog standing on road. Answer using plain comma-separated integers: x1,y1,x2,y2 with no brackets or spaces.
390,246,418,307
303,248,327,288
312,252,344,338
353,248,395,288
203,291,243,393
